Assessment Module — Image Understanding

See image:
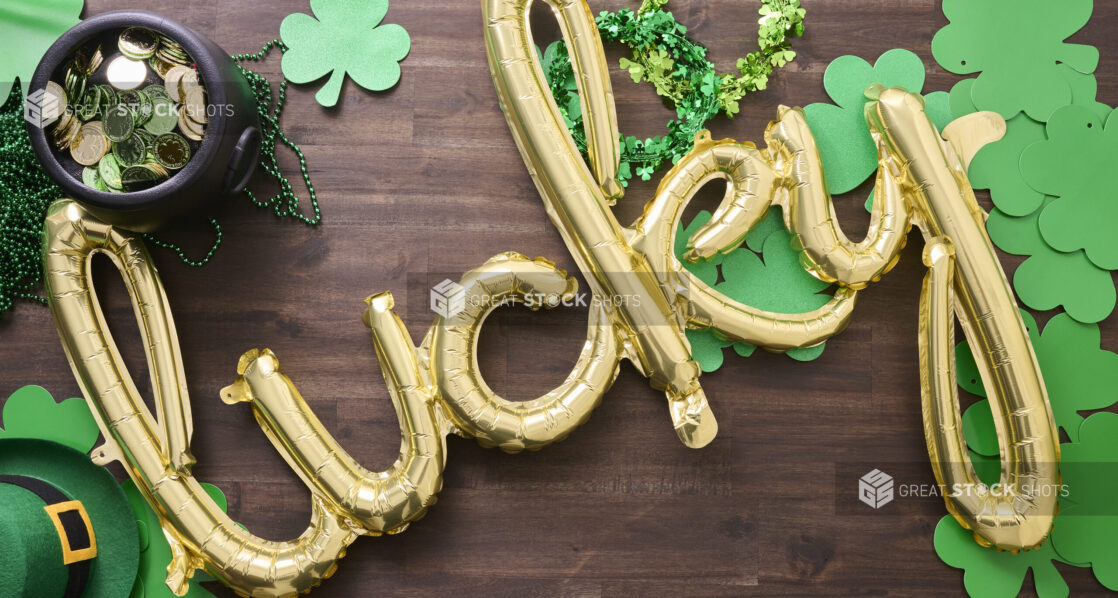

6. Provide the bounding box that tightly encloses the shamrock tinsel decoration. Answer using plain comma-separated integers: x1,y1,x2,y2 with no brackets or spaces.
544,0,805,188
0,82,61,313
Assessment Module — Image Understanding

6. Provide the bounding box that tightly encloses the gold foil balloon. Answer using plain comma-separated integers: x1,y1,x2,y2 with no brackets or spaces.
482,0,1058,550
428,253,621,452
42,201,357,598
871,90,1059,550
482,0,870,447
40,9,1061,594
220,291,447,536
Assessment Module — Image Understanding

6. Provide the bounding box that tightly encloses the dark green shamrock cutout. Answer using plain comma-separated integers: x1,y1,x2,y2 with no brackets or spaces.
935,515,1077,598
676,208,831,370
804,49,953,196
281,0,411,107
932,0,1098,121
985,201,1115,323
0,0,82,107
1051,412,1118,590
125,480,228,598
0,385,99,452
956,310,1118,443
1020,105,1118,270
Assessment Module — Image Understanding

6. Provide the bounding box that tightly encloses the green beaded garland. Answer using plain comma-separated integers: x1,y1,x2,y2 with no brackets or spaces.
0,40,323,314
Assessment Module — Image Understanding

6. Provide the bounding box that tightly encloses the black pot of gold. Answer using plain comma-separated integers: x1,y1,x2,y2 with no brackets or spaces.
27,10,261,232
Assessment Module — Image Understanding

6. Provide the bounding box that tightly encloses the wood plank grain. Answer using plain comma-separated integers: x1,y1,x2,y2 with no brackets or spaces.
3,1,1117,596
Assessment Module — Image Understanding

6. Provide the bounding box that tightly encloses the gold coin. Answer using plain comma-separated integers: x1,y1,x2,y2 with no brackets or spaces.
119,27,159,60
149,55,174,78
84,121,111,160
106,55,147,90
52,109,74,140
178,69,199,99
183,86,207,124
177,106,204,141
85,44,104,74
43,81,67,124
54,115,80,149
164,66,191,102
145,161,170,178
70,123,107,166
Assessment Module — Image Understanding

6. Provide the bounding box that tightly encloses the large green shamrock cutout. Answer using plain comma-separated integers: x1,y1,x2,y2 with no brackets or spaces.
0,0,83,107
955,311,1118,444
125,480,228,598
967,115,1047,217
677,208,832,370
932,0,1098,121
985,202,1115,324
804,49,953,197
1051,413,1118,591
0,385,99,452
1020,105,1118,270
950,66,1109,217
280,0,411,107
935,515,1077,598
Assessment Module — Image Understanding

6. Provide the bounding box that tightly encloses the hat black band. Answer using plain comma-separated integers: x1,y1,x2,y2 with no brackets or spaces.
0,474,93,598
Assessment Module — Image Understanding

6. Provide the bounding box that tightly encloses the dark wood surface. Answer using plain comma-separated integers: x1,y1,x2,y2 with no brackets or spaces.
4,0,1118,596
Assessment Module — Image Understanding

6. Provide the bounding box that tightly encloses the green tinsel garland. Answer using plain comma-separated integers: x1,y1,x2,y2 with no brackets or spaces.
544,0,805,187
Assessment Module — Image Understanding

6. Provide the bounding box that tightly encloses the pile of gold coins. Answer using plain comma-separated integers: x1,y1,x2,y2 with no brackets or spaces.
46,26,207,193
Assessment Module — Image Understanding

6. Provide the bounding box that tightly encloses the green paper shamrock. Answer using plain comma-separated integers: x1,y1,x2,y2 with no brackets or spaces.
124,480,228,598
956,310,1118,443
804,50,954,197
0,385,99,452
985,202,1115,324
967,115,1047,217
280,0,410,107
1051,412,1118,590
1020,105,1118,270
950,68,1108,216
931,0,1098,121
0,0,83,107
934,515,1077,598
676,208,832,370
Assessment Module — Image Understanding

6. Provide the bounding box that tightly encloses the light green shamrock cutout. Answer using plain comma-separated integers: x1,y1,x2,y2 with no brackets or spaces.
0,0,83,107
676,208,831,370
0,385,99,452
1020,105,1118,271
1051,412,1118,591
804,49,954,197
985,201,1115,324
125,480,228,598
956,310,1118,444
932,0,1098,121
935,515,1076,598
281,0,411,107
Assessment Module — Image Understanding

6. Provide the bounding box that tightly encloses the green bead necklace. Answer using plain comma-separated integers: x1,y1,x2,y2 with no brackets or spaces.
0,40,320,312
144,40,321,265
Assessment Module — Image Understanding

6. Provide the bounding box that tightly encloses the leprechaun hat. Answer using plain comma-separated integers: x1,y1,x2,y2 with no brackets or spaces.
0,437,139,597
